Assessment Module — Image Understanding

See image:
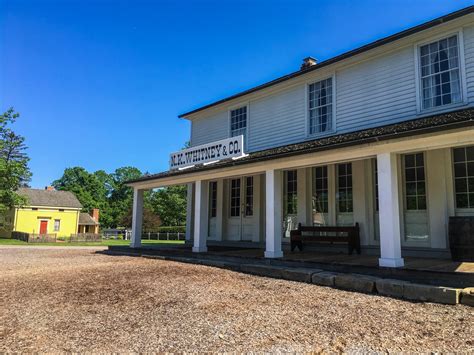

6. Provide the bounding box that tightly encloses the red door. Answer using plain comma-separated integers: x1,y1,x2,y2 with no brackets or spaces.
39,220,48,235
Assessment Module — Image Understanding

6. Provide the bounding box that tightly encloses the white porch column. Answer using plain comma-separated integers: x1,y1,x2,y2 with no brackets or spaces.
265,169,283,258
377,153,404,267
193,180,209,253
185,183,194,242
131,188,144,248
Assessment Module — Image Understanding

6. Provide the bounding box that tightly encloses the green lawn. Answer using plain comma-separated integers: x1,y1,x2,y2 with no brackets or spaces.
0,238,184,247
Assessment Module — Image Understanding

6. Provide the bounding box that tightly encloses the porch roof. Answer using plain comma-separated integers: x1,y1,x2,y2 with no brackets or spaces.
127,107,474,185
78,213,99,226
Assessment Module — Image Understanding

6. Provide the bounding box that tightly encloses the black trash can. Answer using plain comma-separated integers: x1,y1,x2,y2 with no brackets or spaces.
449,216,474,261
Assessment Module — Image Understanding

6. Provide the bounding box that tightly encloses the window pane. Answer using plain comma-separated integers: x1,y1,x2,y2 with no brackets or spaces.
337,163,353,213
245,177,253,216
466,147,474,161
420,35,461,110
309,78,333,134
456,193,469,208
455,178,467,193
285,170,297,215
230,179,240,217
454,163,467,177
453,146,474,209
405,168,416,182
405,154,415,167
404,153,426,211
230,107,247,139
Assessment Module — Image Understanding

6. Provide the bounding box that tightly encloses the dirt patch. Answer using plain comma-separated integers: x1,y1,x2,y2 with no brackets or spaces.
1,247,473,352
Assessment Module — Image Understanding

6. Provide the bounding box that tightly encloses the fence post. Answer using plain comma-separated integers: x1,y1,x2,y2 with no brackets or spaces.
167,232,169,240
148,232,151,240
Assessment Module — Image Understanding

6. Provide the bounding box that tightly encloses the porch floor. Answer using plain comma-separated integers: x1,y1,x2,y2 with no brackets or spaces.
108,243,474,288
213,248,474,273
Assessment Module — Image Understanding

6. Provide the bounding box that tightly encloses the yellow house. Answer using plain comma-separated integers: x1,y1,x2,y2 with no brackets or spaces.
2,187,83,238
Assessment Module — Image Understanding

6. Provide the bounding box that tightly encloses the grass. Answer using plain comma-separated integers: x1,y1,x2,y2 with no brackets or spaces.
0,238,185,247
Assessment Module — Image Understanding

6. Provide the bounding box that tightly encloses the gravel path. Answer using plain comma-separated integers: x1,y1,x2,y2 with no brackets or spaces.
1,247,473,352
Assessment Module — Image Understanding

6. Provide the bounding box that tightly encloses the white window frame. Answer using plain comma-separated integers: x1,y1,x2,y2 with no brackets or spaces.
452,145,474,212
54,219,61,232
414,29,468,114
228,102,249,150
305,74,337,138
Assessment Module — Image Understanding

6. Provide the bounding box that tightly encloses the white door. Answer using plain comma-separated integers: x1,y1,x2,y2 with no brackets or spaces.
402,153,430,246
336,163,354,226
208,181,218,239
227,176,256,241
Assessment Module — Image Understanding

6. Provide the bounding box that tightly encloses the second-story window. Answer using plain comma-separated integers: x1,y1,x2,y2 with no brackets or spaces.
420,35,462,110
309,78,333,135
230,106,247,140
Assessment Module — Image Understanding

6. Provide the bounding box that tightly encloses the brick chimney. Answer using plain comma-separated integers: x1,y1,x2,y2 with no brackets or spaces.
301,56,317,70
91,208,99,222
45,186,55,191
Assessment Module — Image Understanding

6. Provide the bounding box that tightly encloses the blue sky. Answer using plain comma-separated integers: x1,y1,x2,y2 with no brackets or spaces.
1,0,473,188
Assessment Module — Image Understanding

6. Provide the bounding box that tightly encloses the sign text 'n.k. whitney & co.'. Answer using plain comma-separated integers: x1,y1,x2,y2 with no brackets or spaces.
169,135,245,170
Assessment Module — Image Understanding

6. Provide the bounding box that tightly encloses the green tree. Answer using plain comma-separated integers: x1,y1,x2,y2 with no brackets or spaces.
0,108,31,225
52,167,111,224
109,167,143,227
149,185,187,226
120,205,161,231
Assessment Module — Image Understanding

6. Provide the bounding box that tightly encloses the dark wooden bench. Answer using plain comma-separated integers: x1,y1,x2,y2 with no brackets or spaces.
290,223,361,255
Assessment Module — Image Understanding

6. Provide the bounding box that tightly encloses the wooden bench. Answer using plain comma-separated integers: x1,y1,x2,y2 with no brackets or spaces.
290,223,361,255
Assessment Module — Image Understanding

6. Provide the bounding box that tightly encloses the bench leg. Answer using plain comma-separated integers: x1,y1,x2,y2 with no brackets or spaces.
297,240,303,252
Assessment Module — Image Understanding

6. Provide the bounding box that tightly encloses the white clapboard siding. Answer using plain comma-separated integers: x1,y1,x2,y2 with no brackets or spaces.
248,85,306,152
189,25,474,152
190,110,228,146
336,46,417,132
464,25,474,103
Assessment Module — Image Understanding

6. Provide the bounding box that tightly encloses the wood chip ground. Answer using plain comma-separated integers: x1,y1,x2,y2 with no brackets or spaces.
1,246,473,353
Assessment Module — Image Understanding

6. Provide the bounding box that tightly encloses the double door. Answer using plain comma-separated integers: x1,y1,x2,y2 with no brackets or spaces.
227,176,256,241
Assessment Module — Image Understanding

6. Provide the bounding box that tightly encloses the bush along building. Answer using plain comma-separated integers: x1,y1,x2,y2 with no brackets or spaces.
1,187,100,239
127,6,474,267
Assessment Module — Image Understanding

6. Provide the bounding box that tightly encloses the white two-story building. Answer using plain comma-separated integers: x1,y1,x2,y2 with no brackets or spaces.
127,6,474,267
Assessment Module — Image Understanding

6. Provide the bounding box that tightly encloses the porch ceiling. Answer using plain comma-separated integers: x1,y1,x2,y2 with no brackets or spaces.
128,108,474,189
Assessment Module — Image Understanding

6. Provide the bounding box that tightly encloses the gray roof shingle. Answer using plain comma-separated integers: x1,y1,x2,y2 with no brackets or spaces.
17,188,83,209
78,212,99,225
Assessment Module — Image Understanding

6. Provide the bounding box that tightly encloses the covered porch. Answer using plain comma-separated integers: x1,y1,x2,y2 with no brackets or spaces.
127,116,474,268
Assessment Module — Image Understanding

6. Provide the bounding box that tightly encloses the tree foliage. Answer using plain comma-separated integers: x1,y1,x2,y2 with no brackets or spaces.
149,185,187,226
52,166,187,229
0,108,31,224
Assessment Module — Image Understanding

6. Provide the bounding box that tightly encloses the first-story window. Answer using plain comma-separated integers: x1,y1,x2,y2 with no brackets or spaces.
309,78,333,135
312,166,328,226
209,181,217,218
453,145,474,209
419,34,462,110
284,170,298,215
230,106,247,139
245,177,254,217
230,178,241,217
337,163,353,213
54,219,60,232
403,153,426,210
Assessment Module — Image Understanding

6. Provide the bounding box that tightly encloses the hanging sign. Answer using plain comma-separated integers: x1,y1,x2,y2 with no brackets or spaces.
169,135,245,170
